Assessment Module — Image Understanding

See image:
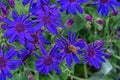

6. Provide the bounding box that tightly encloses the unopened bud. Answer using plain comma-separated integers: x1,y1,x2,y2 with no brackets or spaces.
66,18,74,27
85,14,93,22
8,0,15,7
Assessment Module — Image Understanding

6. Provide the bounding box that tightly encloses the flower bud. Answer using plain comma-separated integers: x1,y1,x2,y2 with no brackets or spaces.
1,5,9,16
8,0,15,7
66,18,74,27
97,19,104,25
112,10,118,16
115,27,120,38
0,16,3,22
85,14,93,22
28,75,33,80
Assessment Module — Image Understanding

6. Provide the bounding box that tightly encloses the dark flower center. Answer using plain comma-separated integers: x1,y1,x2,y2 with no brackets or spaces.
88,49,96,57
43,15,51,24
15,23,25,32
0,57,7,69
44,56,53,66
68,0,76,3
64,45,77,53
30,34,39,44
100,0,109,4
117,0,120,2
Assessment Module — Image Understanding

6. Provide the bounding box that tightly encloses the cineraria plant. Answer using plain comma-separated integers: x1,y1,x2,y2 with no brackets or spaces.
0,0,120,80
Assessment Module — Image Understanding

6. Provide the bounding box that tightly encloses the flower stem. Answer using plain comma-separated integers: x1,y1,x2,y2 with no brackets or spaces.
84,64,88,78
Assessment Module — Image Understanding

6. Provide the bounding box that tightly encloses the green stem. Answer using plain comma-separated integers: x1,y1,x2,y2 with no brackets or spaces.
113,54,120,60
71,75,89,80
84,64,88,78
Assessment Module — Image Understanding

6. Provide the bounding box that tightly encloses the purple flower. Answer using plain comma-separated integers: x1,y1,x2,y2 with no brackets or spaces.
0,16,3,22
35,45,60,75
85,14,93,22
17,49,32,65
30,5,64,34
66,18,74,26
92,0,120,16
0,4,9,16
82,40,109,69
112,10,119,16
97,19,104,24
25,31,51,50
57,0,88,15
36,0,50,7
56,32,85,66
8,0,15,7
4,10,34,45
0,46,20,80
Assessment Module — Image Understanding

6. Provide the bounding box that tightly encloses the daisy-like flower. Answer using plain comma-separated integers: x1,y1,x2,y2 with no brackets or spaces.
35,45,60,75
57,0,88,15
92,0,120,16
56,32,85,66
0,46,20,80
17,49,33,65
82,40,109,69
30,6,63,34
4,10,34,45
26,31,51,50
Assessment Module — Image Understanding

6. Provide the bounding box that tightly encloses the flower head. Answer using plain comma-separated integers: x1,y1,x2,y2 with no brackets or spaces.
30,4,64,34
0,46,20,80
82,40,109,69
35,45,60,75
56,32,85,66
57,0,88,15
4,10,34,45
17,49,33,65
92,0,120,16
25,31,51,50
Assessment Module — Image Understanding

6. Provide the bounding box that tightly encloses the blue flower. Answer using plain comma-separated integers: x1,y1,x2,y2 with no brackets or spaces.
17,49,33,65
30,3,64,34
82,40,109,69
0,46,20,80
25,31,51,50
22,0,34,6
92,0,120,16
57,0,88,15
56,32,85,66
35,45,60,75
36,0,50,7
4,10,34,45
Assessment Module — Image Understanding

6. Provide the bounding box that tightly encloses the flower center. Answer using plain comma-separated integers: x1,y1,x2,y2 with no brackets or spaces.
100,0,109,4
15,23,25,32
117,0,120,2
64,45,77,53
68,0,76,3
43,15,51,24
0,57,7,69
44,56,53,66
88,49,96,57
30,34,39,44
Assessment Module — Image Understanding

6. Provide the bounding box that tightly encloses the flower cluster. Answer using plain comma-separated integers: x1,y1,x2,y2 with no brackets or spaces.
0,0,114,79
